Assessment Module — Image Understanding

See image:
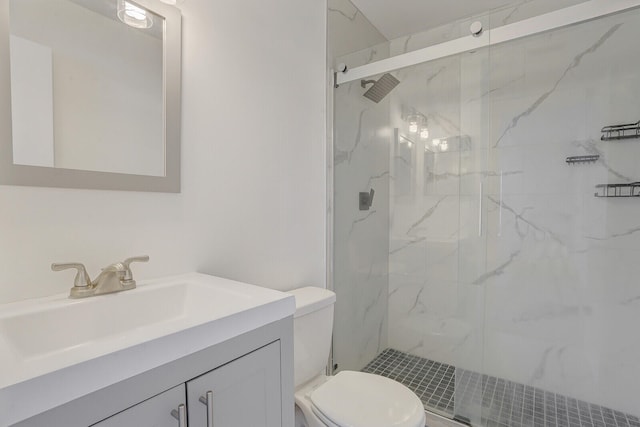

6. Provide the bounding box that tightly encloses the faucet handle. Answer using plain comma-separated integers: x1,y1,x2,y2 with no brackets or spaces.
51,263,92,288
122,256,149,286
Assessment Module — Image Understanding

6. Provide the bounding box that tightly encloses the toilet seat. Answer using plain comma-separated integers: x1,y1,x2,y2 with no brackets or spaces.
310,405,341,427
309,371,425,427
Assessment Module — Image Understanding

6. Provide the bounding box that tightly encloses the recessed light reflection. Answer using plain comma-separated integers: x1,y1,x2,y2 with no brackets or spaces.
117,0,153,29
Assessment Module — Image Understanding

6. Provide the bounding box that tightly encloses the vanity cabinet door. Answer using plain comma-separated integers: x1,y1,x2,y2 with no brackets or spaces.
186,341,281,427
92,384,186,427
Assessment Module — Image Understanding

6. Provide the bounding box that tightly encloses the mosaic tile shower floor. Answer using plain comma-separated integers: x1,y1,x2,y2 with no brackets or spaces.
362,349,640,427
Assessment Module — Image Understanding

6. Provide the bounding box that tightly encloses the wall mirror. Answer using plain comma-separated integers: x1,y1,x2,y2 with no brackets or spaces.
0,0,181,192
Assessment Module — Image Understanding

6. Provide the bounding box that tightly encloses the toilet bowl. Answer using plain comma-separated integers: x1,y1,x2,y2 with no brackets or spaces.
289,287,425,427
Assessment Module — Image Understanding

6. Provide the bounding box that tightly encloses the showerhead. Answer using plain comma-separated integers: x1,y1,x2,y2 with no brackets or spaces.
361,73,400,103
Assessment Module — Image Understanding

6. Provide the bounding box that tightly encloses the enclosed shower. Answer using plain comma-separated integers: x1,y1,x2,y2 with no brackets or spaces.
330,1,640,425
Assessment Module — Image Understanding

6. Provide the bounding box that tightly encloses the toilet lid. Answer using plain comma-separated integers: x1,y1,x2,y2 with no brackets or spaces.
310,371,425,427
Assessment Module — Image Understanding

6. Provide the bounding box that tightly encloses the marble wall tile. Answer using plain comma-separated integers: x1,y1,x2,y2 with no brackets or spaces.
327,0,387,63
490,0,586,27
474,8,640,416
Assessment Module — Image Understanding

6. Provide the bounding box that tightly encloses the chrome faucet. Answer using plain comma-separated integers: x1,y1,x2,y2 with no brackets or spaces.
52,256,149,298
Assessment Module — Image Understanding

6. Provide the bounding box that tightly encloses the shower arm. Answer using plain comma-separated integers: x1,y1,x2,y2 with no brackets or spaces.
361,80,376,88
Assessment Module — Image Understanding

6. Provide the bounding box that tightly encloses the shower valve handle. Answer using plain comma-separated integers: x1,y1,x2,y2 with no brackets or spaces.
359,188,375,211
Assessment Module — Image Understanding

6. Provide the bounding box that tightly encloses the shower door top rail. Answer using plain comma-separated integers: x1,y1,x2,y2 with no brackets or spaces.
335,0,640,85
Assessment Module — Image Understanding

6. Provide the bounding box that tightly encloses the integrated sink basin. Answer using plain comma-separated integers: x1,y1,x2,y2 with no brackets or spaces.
0,272,295,425
1,279,248,363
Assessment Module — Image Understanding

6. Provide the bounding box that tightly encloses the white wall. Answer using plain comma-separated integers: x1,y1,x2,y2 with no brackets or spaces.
0,0,327,304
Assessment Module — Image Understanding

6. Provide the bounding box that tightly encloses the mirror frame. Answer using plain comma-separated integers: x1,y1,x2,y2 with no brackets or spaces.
0,0,181,192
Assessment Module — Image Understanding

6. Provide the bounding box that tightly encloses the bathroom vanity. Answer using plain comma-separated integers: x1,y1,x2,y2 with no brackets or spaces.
0,273,295,426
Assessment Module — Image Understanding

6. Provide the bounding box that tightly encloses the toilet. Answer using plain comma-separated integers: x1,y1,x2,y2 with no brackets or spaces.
289,287,426,427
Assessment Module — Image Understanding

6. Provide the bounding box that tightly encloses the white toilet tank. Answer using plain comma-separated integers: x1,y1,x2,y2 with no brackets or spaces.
287,287,336,388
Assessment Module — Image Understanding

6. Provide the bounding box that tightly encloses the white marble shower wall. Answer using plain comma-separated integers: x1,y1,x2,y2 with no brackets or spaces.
327,0,386,67
384,5,640,417
478,8,640,416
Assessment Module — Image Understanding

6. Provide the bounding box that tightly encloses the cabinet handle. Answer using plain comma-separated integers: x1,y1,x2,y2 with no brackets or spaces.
199,391,214,427
170,404,186,427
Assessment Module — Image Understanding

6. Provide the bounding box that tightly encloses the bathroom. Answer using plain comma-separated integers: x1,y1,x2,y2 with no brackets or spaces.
1,0,639,426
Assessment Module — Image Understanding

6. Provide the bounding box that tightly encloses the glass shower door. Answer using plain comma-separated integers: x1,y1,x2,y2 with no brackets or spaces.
452,19,492,425
383,40,491,421
472,7,640,425
386,51,468,420
332,23,491,425
331,58,392,374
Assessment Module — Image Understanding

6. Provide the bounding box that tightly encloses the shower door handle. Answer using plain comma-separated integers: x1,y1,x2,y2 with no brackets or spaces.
498,170,503,237
478,182,483,237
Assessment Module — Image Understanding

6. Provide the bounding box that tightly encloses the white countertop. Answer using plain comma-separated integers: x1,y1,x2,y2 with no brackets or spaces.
0,272,295,425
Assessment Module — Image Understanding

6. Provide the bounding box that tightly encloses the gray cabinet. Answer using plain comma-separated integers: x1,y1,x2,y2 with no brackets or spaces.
90,342,281,427
92,385,186,427
16,318,294,427
187,341,281,427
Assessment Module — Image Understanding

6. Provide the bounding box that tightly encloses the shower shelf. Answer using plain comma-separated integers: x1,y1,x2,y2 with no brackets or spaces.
594,182,640,198
601,121,640,141
566,155,599,165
